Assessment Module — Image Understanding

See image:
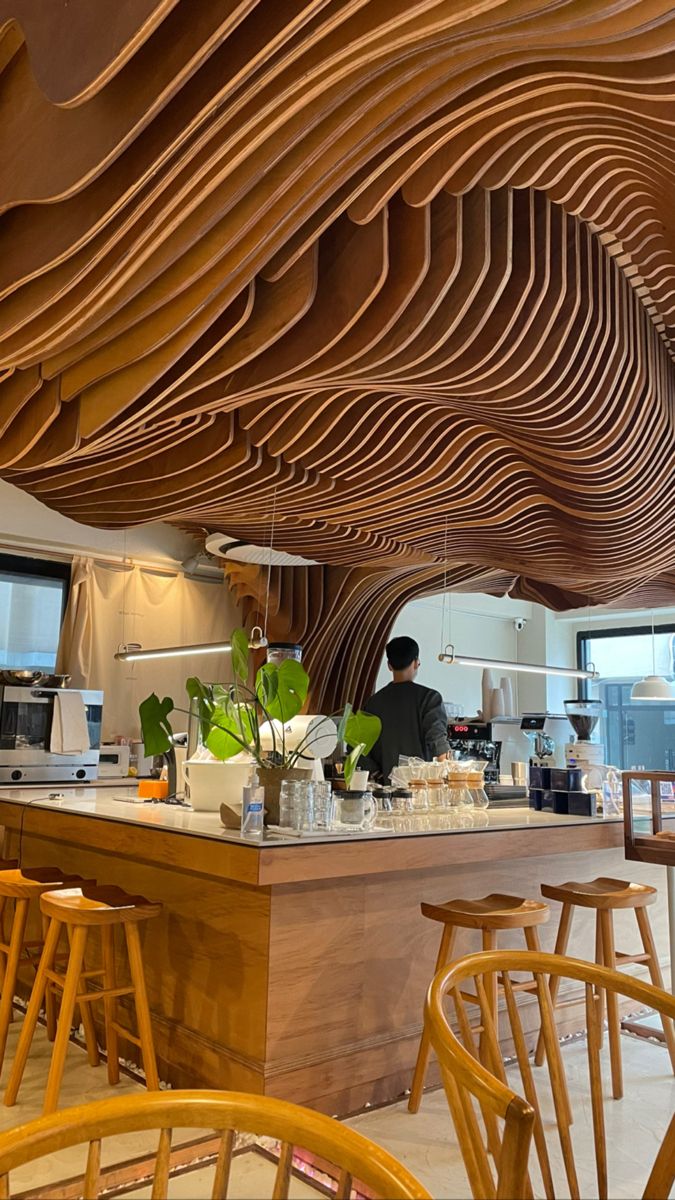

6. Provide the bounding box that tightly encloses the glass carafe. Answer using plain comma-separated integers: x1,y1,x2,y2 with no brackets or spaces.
445,772,473,809
467,768,490,810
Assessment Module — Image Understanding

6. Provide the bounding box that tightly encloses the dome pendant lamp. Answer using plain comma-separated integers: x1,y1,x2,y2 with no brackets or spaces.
630,612,674,701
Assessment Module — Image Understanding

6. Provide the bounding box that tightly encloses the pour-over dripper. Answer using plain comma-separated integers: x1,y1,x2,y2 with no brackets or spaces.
564,699,602,741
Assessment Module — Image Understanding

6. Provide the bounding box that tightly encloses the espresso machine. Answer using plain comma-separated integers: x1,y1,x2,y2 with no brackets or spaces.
448,721,501,783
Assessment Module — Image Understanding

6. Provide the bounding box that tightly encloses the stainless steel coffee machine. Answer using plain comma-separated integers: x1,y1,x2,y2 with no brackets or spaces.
0,686,103,783
448,721,501,783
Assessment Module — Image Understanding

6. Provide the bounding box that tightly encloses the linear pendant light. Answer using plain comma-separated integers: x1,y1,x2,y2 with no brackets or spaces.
438,645,598,681
115,627,268,662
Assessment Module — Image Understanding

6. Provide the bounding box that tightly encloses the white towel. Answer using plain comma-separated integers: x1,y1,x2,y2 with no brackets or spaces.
50,691,90,754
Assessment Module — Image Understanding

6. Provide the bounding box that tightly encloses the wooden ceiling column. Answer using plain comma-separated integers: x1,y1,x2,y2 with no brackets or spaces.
2,2,675,705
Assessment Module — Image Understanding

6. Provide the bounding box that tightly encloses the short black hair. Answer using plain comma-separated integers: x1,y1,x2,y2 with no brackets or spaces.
386,636,419,670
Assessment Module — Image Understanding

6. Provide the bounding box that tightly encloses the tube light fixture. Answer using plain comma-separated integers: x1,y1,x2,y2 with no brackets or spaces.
115,627,268,662
438,645,598,681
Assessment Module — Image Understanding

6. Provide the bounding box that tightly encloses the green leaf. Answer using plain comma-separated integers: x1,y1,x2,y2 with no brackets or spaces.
344,743,365,789
230,628,249,683
205,705,249,760
257,659,308,722
186,676,214,742
344,710,381,758
139,693,174,757
255,663,279,712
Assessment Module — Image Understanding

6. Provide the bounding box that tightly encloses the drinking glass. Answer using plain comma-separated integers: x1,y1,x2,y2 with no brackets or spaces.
313,782,334,830
291,780,315,833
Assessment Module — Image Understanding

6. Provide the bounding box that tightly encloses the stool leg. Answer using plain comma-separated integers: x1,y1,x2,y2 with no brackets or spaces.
478,929,497,1067
64,926,100,1069
42,915,57,1043
125,923,159,1090
635,906,675,1073
594,914,606,1049
0,898,28,1076
4,917,61,1106
408,924,456,1113
0,897,9,997
43,925,88,1115
534,902,574,1067
101,927,119,1086
599,910,623,1100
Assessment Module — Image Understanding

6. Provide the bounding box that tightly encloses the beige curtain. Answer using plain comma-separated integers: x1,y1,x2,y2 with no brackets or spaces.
55,556,93,687
57,559,241,741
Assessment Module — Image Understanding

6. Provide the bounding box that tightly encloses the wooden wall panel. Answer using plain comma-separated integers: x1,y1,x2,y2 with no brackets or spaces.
2,2,675,705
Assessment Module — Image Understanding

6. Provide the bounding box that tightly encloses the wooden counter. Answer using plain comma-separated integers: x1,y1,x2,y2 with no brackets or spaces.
0,789,667,1116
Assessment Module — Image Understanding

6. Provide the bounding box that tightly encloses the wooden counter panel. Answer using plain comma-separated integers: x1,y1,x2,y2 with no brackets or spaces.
0,806,667,1114
0,800,261,885
264,846,669,1112
257,819,624,884
5,825,272,1085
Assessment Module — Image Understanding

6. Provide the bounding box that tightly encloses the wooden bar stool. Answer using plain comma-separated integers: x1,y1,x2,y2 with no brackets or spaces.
0,861,96,1076
536,876,675,1100
4,884,162,1115
408,892,550,1112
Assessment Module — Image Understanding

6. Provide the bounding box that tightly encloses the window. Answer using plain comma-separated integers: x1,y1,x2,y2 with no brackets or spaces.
577,625,675,770
0,554,70,672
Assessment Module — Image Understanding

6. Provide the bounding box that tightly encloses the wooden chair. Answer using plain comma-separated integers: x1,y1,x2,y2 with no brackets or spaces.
536,876,675,1098
0,862,95,1076
426,948,675,1200
3,884,161,1116
0,1089,431,1199
408,893,550,1111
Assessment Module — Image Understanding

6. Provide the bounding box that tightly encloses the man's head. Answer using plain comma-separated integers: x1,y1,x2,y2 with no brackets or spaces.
386,635,420,681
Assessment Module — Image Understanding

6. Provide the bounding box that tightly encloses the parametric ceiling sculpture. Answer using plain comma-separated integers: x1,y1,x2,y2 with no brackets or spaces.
2,1,675,702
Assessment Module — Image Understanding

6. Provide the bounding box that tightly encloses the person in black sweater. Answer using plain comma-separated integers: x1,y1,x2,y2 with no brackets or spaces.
360,636,450,782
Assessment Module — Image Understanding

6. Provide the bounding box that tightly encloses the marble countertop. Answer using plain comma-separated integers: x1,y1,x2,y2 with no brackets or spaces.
0,785,620,848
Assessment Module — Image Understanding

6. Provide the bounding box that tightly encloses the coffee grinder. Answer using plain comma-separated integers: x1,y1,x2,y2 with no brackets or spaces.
564,699,604,770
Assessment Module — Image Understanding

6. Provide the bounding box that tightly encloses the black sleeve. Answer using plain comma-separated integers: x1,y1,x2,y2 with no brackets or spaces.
421,689,450,757
358,698,383,778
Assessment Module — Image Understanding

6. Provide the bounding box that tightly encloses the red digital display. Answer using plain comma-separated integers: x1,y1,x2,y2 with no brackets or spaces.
452,725,470,733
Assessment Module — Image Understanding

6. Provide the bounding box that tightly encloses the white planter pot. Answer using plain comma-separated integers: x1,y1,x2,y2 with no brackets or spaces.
183,759,254,812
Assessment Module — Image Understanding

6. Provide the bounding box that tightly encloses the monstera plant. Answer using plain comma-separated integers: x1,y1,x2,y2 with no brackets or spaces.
139,627,380,788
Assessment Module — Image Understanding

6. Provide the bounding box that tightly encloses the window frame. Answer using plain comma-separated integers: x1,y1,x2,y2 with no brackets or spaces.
0,553,71,669
576,623,675,769
576,623,675,695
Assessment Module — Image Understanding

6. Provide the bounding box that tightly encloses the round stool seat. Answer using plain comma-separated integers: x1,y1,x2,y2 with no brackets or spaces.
541,876,656,910
0,867,88,900
421,893,550,930
40,884,162,926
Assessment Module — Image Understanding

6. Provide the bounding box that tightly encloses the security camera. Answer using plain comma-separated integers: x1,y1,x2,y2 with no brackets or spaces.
514,618,527,632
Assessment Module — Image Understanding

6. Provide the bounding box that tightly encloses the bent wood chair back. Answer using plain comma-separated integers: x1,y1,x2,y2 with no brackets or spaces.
0,1089,430,1200
426,949,675,1200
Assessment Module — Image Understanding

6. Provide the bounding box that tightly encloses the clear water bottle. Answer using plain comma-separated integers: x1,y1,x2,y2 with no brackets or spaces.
241,772,264,840
602,768,623,818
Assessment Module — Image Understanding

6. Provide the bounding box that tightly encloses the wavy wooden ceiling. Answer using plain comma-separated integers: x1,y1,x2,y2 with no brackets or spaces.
1,1,675,701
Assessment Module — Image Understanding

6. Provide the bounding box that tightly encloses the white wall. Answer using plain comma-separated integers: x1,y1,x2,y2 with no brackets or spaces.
0,480,197,565
0,482,243,741
376,592,533,717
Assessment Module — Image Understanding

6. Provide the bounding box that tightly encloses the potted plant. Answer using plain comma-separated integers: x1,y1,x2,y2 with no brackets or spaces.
139,628,380,824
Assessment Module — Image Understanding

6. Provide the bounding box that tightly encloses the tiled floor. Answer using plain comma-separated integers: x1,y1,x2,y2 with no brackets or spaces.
0,1023,672,1198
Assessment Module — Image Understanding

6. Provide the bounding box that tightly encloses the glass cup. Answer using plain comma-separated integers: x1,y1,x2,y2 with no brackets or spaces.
291,780,315,833
313,781,334,830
